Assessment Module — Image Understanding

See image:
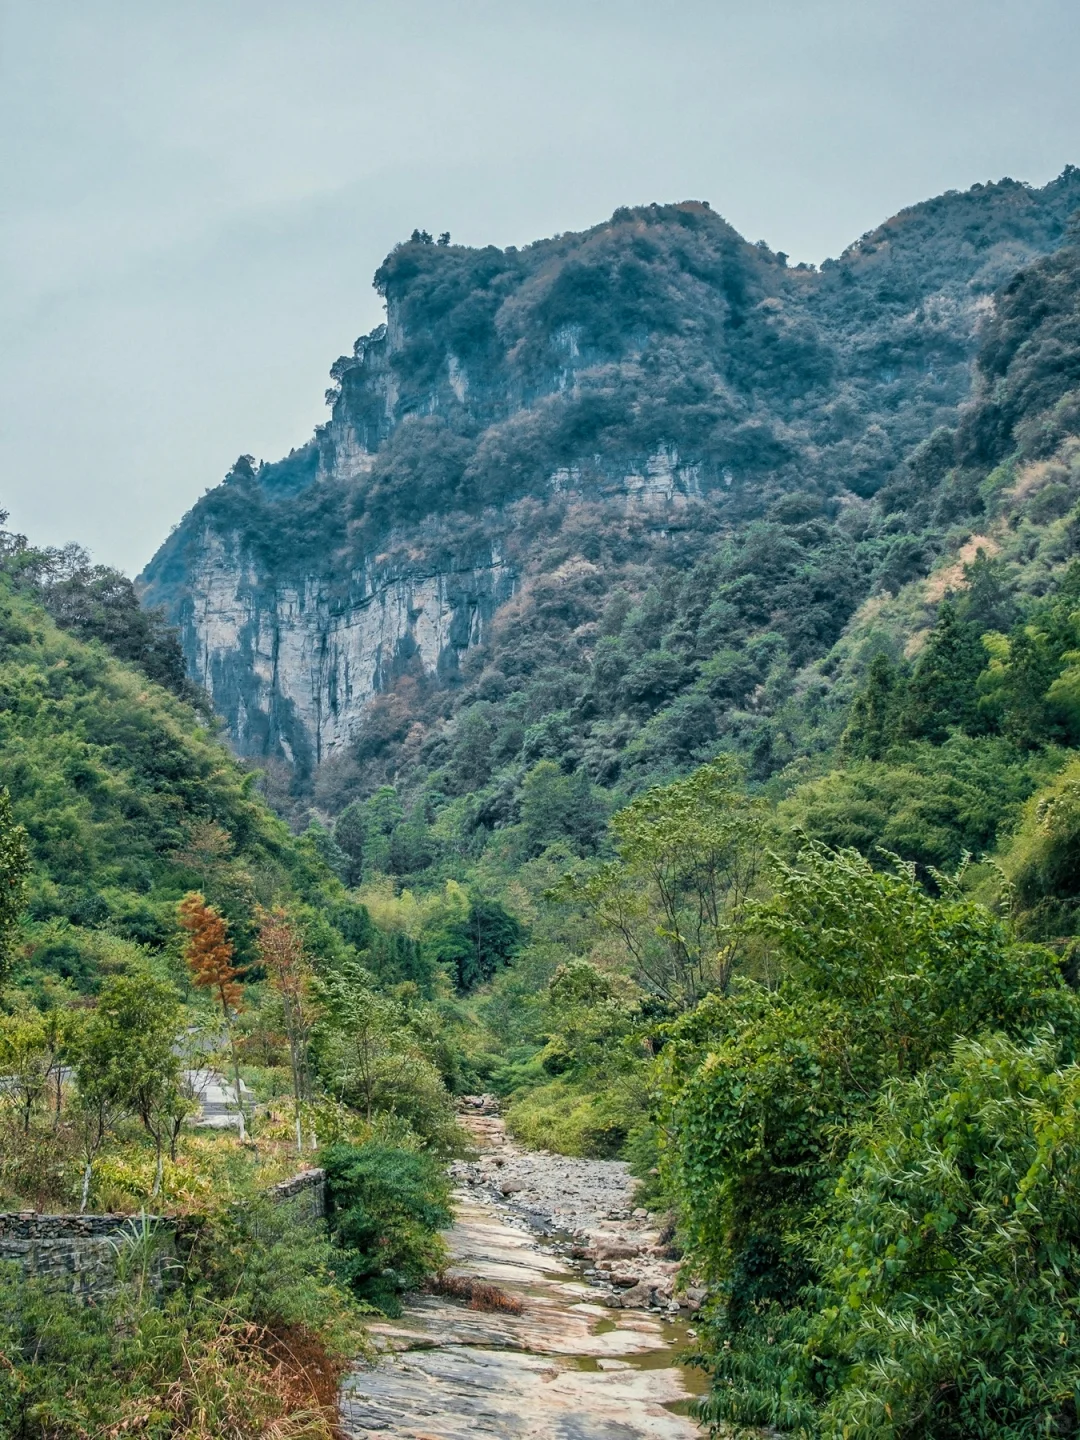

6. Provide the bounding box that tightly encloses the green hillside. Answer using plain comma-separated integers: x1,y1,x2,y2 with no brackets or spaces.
8,189,1080,1437
0,531,330,997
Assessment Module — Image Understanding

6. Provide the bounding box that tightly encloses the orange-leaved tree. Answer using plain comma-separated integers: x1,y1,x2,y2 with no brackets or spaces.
178,890,246,1140
257,905,317,1154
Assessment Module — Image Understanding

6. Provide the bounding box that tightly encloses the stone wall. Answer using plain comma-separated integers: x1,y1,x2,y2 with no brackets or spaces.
0,1167,326,1299
267,1166,326,1221
0,1212,177,1296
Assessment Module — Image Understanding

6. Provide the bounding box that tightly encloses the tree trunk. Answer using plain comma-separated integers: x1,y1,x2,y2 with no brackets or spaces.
150,1131,164,1199
80,1161,93,1213
287,1007,303,1157
221,995,246,1142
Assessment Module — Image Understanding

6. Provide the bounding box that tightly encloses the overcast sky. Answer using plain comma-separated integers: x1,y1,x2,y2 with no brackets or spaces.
1,0,1078,574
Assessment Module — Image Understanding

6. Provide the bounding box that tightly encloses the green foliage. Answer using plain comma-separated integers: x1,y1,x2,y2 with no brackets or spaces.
38,547,197,703
0,1202,359,1440
0,787,29,982
69,968,187,1206
322,1141,452,1314
808,1033,1080,1438
314,960,458,1147
504,959,654,1158
519,760,608,856
430,892,524,994
554,756,766,1006
780,735,1049,878
0,566,359,999
662,847,1080,1433
901,602,988,742
1001,752,1080,939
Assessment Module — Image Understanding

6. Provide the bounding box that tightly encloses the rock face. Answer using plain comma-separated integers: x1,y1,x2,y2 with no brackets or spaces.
177,525,514,777
141,173,1080,788
342,1110,705,1439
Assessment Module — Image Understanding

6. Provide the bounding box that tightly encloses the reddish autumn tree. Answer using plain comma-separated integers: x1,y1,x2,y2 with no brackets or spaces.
178,891,246,1139
257,905,317,1154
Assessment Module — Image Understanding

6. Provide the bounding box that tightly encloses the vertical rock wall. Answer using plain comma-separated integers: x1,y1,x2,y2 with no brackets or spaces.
178,529,515,777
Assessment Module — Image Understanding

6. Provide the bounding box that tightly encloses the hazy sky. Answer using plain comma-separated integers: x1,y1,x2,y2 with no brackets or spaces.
2,0,1078,573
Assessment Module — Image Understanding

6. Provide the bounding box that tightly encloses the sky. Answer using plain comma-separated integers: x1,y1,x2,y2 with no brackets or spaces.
1,0,1078,574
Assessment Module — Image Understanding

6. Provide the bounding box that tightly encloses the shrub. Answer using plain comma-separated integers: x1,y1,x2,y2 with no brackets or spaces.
322,1142,452,1315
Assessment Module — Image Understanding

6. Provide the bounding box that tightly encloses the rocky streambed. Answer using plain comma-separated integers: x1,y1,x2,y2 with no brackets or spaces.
340,1104,706,1439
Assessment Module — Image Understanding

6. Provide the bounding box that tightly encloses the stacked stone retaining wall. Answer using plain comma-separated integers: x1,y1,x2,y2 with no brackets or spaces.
0,1167,325,1298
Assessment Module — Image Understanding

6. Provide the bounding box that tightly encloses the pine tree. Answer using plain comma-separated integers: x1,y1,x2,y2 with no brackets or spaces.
901,602,987,742
177,891,246,1139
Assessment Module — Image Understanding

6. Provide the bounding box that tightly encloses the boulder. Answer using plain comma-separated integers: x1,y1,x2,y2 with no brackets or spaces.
594,1240,641,1261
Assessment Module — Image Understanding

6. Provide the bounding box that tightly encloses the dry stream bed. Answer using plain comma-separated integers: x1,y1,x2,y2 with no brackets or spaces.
340,1108,705,1439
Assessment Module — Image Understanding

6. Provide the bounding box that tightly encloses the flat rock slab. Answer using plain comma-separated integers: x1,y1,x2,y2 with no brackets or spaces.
341,1184,703,1438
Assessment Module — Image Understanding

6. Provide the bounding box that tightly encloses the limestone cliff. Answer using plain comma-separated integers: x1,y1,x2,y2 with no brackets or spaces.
141,173,1080,795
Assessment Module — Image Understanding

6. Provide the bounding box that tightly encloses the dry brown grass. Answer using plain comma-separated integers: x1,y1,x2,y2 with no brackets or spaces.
428,1274,524,1314
924,534,1001,602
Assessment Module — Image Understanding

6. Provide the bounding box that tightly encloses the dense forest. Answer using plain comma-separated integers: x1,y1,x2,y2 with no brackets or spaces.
7,175,1080,1435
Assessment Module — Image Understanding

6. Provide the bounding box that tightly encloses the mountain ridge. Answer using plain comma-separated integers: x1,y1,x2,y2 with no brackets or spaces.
141,168,1080,816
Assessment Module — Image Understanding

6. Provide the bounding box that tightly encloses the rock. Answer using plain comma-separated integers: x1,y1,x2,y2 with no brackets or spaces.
612,1280,655,1307
500,1181,523,1196
593,1240,641,1261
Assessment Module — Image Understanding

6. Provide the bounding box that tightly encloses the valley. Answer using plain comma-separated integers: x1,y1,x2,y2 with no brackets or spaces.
5,167,1080,1437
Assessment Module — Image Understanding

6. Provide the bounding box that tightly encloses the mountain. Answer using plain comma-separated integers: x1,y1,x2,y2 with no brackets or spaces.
141,170,1080,823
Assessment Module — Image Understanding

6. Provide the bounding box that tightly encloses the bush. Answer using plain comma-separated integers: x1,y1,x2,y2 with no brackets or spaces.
811,1034,1080,1438
322,1142,452,1315
0,1203,361,1440
504,1079,632,1158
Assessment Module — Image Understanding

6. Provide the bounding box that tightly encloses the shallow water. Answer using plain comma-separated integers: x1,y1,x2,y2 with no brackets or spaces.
339,1188,705,1438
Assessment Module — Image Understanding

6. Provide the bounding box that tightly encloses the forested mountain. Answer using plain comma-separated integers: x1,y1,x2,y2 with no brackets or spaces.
10,166,1080,1436
141,170,1080,836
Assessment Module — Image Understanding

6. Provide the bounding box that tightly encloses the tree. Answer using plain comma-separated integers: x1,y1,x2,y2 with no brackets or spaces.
811,1033,1080,1438
322,1141,451,1313
555,756,766,1007
70,971,185,1207
334,802,367,886
36,544,196,701
257,906,317,1154
433,894,524,994
124,978,189,1195
0,787,29,984
178,891,246,1140
840,652,904,761
316,960,456,1146
520,760,607,856
299,820,348,882
901,601,987,742
662,846,1080,1434
0,1010,56,1134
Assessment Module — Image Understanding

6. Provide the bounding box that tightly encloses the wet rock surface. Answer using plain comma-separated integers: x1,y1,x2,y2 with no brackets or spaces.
451,1107,696,1314
340,1106,705,1438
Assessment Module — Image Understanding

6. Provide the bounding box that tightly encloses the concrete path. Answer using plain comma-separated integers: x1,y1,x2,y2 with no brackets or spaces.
182,1068,253,1129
